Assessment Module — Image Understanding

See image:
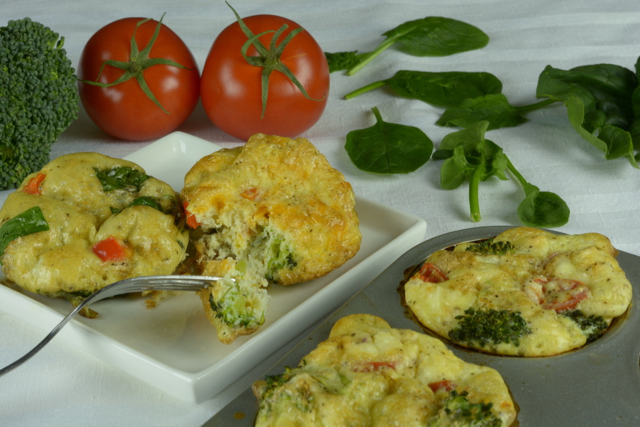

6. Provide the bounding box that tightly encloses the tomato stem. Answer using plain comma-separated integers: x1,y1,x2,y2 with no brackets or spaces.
227,1,324,119
79,13,192,114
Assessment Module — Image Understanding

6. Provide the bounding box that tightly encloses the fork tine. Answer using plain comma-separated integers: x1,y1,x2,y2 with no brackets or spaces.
0,274,226,376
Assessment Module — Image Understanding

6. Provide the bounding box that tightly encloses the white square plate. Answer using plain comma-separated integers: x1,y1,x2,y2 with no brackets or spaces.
0,131,426,403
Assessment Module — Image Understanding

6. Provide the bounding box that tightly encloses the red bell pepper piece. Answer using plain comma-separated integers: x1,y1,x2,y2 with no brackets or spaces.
23,173,46,195
92,236,129,262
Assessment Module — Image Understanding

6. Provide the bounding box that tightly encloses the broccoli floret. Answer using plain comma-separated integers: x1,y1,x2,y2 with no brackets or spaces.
259,367,294,406
429,390,502,427
265,234,297,282
0,17,79,190
448,308,532,348
209,285,266,329
465,238,515,255
562,310,609,343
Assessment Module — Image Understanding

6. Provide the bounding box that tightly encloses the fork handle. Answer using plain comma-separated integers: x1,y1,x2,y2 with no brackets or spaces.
0,279,159,375
0,298,93,375
0,275,222,375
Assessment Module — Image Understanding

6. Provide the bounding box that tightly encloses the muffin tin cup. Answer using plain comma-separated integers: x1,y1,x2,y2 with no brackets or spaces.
209,226,640,426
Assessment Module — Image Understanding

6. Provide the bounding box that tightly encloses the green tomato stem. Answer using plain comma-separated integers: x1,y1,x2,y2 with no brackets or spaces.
344,81,387,100
228,2,322,118
79,14,191,115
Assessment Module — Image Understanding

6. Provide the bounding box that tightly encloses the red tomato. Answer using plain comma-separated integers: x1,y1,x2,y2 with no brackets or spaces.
418,262,449,283
428,380,457,392
78,17,200,141
200,14,329,141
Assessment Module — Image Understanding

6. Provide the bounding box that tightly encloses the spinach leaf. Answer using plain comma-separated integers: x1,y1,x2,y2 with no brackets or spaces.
509,162,570,228
128,196,162,211
434,121,570,227
111,196,164,215
333,17,488,75
387,17,489,56
345,70,503,107
324,51,367,73
630,118,640,151
95,167,150,192
436,93,534,130
518,186,571,228
0,206,49,260
536,64,639,167
345,106,433,174
436,121,508,221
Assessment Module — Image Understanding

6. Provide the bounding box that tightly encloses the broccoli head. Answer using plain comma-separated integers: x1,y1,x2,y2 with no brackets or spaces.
448,308,532,348
428,390,502,427
0,17,79,190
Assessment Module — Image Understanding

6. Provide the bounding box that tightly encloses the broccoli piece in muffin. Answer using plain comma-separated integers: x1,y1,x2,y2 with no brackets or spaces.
428,390,502,426
448,308,532,348
465,238,515,256
561,310,609,343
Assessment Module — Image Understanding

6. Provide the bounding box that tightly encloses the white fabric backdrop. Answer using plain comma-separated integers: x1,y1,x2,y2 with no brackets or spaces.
1,0,639,425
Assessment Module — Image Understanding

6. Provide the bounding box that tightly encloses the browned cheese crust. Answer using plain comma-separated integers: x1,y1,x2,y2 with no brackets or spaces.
180,134,361,343
253,314,516,426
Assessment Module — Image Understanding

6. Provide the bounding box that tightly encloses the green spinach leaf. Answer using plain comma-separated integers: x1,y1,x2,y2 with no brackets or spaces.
128,196,162,211
324,51,367,73
345,106,433,174
111,196,164,215
536,64,639,167
328,17,488,75
434,121,570,227
345,70,503,107
95,167,150,192
436,121,508,221
436,93,531,130
508,162,570,227
387,17,489,56
0,206,50,260
518,186,571,228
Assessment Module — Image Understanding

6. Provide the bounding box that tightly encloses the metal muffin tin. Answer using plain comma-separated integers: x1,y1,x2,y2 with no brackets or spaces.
207,226,640,426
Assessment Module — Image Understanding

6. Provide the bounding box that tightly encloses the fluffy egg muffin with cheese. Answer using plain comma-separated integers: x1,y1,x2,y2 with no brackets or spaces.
0,152,189,306
181,134,361,344
404,227,632,357
253,314,517,426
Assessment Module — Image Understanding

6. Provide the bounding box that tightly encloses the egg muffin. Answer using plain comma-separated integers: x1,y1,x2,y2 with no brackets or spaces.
181,134,361,344
404,227,632,356
0,152,189,307
253,314,517,426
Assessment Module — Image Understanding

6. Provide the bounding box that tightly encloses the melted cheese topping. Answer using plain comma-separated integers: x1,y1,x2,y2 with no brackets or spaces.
181,133,361,285
404,227,632,356
253,314,516,426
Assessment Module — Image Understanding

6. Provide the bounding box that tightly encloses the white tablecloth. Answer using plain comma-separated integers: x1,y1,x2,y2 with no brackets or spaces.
2,0,639,425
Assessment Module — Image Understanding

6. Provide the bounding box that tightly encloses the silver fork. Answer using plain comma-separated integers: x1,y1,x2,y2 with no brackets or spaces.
0,274,225,376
